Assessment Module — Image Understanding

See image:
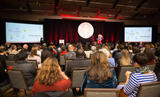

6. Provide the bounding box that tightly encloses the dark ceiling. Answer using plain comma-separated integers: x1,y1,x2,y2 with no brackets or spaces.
0,0,160,20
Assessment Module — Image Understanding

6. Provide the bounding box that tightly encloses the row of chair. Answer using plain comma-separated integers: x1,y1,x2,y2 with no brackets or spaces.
84,81,160,97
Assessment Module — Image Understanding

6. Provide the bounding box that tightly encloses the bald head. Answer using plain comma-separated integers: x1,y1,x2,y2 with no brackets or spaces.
23,44,28,50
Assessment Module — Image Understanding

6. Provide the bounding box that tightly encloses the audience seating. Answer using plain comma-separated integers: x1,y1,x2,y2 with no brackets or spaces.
148,64,156,71
71,67,87,88
59,55,65,66
31,91,74,97
5,60,16,68
136,81,160,97
8,70,32,96
27,60,38,68
84,88,120,97
6,54,15,61
0,82,11,97
65,59,91,77
117,66,135,83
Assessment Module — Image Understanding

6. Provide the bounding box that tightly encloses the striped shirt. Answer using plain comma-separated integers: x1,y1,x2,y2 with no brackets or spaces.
124,72,157,97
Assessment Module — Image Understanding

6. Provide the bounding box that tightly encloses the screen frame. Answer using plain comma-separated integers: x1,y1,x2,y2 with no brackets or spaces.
124,25,157,43
5,19,44,43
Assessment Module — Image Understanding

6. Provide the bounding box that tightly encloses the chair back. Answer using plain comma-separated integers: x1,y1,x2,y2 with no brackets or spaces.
60,55,65,66
148,64,156,71
27,60,38,69
136,81,160,97
71,68,87,88
65,59,91,77
8,70,28,90
84,88,120,97
6,54,15,61
117,66,135,83
6,60,16,68
31,91,74,97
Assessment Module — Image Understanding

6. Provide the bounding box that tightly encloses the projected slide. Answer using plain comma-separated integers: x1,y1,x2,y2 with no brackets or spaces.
6,22,43,43
125,27,152,42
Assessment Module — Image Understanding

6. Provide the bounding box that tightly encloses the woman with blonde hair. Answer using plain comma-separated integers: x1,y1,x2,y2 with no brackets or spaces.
119,49,131,66
32,57,71,94
81,52,117,92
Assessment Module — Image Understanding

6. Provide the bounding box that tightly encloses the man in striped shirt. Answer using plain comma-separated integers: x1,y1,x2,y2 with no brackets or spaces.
124,53,157,97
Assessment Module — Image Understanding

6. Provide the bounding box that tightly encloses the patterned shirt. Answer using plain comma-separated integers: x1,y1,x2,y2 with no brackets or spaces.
124,72,157,97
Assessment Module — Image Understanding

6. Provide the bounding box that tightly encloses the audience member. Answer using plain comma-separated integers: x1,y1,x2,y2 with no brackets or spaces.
11,48,37,86
119,49,132,66
64,44,76,59
8,44,19,55
81,52,117,93
41,45,55,63
14,44,29,61
32,57,71,94
60,44,67,55
0,45,7,69
144,48,156,65
123,53,157,97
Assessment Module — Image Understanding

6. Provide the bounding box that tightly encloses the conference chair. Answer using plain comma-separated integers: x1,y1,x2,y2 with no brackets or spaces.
8,70,32,96
60,55,65,66
71,67,87,88
5,60,16,68
84,88,120,97
0,82,11,97
117,66,135,83
148,64,156,71
27,60,38,69
65,59,91,78
6,54,15,61
31,91,74,97
136,81,160,97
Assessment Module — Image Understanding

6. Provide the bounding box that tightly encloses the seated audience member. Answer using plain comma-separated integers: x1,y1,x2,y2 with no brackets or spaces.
32,57,71,94
66,48,86,77
123,53,157,97
60,45,67,55
0,45,7,69
84,43,92,58
119,49,132,66
28,47,41,64
144,48,156,65
108,54,116,67
14,44,29,60
41,44,55,63
99,45,110,58
64,44,76,59
12,50,37,86
8,44,19,55
81,52,117,92
112,44,125,64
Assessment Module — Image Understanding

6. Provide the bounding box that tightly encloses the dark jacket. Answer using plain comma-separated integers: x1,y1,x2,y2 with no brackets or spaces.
0,55,7,69
81,69,117,93
12,61,37,86
0,63,9,84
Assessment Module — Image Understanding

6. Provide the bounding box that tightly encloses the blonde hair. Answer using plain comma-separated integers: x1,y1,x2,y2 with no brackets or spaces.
29,47,38,57
35,57,62,86
87,52,112,83
120,49,131,66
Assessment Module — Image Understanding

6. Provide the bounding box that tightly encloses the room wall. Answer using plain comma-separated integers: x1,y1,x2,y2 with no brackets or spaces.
0,12,159,42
